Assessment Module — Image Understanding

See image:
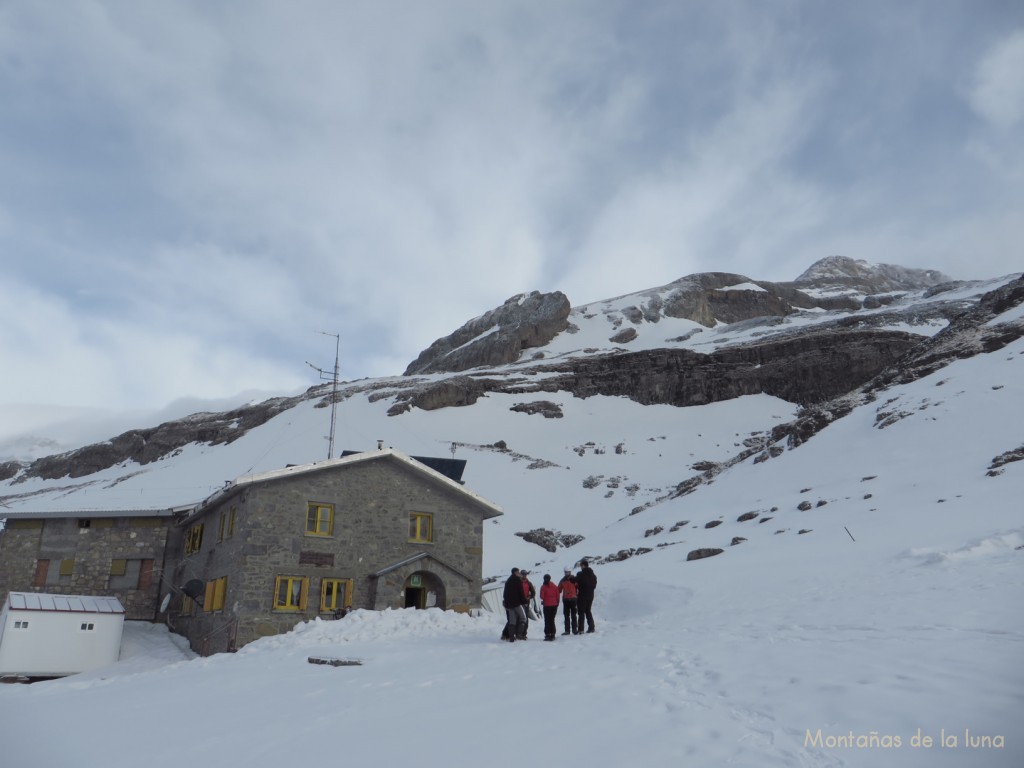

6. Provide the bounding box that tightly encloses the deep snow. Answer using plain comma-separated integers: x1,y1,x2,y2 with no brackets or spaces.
0,285,1022,767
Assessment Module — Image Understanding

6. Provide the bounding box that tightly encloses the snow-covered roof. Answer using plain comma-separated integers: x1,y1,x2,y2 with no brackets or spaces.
188,448,503,522
0,507,173,520
4,592,125,614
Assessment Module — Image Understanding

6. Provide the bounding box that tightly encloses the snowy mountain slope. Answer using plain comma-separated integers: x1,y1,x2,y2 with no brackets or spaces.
0,262,1022,767
0,334,1020,766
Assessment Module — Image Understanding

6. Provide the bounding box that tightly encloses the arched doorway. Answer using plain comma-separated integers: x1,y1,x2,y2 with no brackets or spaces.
403,570,446,609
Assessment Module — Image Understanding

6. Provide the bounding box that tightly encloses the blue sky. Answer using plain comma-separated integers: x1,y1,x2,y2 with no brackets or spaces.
2,0,1023,414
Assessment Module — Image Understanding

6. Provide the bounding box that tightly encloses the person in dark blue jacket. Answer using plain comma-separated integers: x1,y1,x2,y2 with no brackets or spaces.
575,560,597,633
502,567,528,641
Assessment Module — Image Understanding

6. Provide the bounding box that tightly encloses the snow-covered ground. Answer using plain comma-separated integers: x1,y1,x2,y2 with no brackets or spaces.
0,282,1022,767
0,514,1019,767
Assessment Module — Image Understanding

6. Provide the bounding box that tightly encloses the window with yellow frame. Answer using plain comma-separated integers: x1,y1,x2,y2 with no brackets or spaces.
305,502,334,536
273,576,308,611
320,578,353,613
184,523,204,555
204,576,228,612
409,512,433,543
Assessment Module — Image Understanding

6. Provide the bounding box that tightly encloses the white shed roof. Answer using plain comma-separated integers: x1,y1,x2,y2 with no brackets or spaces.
5,592,126,614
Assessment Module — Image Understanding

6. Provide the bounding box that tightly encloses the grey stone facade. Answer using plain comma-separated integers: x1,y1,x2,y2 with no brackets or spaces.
0,451,501,656
167,453,499,654
0,514,171,620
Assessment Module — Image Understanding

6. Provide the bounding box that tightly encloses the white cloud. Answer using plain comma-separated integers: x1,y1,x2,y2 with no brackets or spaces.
968,29,1024,130
1,2,1022,413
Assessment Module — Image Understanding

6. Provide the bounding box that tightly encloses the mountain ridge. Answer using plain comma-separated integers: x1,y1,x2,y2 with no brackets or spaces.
2,257,1022,575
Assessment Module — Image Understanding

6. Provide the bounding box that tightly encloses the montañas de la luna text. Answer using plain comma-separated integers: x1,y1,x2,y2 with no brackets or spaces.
805,728,1005,750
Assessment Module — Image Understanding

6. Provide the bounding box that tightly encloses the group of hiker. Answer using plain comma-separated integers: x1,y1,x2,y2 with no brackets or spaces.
501,560,597,642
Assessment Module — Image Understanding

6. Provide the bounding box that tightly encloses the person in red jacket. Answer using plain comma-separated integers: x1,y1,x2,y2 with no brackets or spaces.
558,567,579,635
539,574,560,641
520,571,537,639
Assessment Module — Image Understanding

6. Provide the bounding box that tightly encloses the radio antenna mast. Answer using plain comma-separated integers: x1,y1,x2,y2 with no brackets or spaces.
306,331,340,460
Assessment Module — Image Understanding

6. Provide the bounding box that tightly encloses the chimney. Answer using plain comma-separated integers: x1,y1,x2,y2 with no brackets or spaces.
377,439,384,450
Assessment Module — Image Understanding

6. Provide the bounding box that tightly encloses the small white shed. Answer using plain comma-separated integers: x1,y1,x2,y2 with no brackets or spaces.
0,592,126,678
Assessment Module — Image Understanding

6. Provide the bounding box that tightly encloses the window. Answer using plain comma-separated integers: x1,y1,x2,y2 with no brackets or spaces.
76,517,111,528
184,523,204,555
228,506,237,537
80,622,95,631
13,620,29,629
306,503,334,537
320,578,353,612
109,558,154,590
180,595,195,616
409,513,433,543
204,576,228,612
131,517,163,528
273,576,308,611
35,558,74,586
217,511,226,542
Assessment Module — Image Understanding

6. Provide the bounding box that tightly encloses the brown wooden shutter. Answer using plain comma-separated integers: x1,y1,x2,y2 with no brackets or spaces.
138,559,154,590
33,559,49,587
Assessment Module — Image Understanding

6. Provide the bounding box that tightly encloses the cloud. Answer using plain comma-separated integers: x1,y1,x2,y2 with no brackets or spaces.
968,29,1024,130
0,277,307,410
1,2,1022,413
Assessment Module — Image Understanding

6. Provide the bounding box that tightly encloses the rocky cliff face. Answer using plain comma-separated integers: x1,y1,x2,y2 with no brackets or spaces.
3,262,1018,486
653,272,840,325
404,291,571,375
9,395,304,482
387,328,920,415
774,273,1024,450
792,255,953,294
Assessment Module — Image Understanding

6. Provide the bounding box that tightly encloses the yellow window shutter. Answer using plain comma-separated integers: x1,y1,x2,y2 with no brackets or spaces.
204,581,215,611
299,578,309,610
214,576,227,610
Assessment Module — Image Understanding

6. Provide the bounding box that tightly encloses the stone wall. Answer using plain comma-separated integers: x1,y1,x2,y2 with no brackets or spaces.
168,456,488,653
0,516,171,620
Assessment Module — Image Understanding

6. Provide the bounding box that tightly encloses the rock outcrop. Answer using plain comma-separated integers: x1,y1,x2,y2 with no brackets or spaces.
15,395,304,481
387,326,920,414
580,271,858,332
773,273,1024,451
404,291,571,375
792,255,954,294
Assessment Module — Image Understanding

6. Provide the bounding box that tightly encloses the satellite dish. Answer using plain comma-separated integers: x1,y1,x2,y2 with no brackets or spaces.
182,579,206,601
159,593,171,613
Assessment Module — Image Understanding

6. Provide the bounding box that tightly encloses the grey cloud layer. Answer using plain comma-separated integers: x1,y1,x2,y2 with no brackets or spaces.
1,1,1021,410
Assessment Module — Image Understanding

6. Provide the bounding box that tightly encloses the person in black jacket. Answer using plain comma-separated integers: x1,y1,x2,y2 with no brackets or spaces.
502,567,528,642
575,560,597,633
